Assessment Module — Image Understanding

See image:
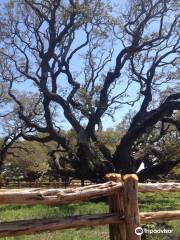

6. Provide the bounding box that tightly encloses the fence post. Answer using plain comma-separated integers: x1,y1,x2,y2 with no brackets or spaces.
123,174,140,240
105,173,126,240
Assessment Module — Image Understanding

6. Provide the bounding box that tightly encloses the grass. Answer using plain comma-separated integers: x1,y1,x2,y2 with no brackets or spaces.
138,192,180,211
0,192,179,240
138,192,180,240
0,201,109,240
0,201,108,222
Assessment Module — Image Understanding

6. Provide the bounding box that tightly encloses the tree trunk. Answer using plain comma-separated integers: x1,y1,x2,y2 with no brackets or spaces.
113,136,134,174
76,143,114,182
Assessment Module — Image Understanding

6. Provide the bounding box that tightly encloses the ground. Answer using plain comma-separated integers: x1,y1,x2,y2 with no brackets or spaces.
0,192,179,240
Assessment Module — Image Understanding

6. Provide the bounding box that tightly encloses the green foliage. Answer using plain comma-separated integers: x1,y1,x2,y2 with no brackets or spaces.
161,140,180,162
2,141,49,180
96,130,122,152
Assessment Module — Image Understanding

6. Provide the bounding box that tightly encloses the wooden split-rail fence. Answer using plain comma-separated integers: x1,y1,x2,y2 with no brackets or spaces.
0,180,91,189
0,174,180,239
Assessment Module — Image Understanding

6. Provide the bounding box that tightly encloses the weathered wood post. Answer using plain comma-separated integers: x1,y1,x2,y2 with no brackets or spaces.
105,173,126,240
123,174,141,240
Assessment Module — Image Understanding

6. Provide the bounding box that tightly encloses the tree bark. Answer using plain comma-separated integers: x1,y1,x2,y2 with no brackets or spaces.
113,136,134,174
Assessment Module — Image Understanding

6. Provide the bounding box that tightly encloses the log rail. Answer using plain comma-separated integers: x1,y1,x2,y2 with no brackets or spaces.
0,182,179,205
1,211,180,237
0,175,180,239
0,181,122,205
0,213,124,237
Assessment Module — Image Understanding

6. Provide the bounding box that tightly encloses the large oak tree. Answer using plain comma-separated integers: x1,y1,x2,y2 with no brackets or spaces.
0,0,179,181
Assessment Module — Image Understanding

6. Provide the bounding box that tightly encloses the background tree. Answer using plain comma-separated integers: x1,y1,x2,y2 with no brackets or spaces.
0,82,23,170
1,141,49,181
0,0,179,182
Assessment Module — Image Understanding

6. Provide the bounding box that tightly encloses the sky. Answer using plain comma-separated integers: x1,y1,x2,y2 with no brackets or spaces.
0,0,141,132
0,0,176,132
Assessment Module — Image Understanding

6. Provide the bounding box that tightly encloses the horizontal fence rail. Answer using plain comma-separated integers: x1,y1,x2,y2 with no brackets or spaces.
0,182,180,205
138,182,180,192
0,174,180,239
140,210,180,223
0,213,124,237
1,211,180,237
0,181,122,205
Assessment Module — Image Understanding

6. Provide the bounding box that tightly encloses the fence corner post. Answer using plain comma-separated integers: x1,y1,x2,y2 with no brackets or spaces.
105,173,126,240
123,174,141,240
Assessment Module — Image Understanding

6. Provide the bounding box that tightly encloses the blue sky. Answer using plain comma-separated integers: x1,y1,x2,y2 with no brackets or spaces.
0,0,140,131
1,0,176,132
